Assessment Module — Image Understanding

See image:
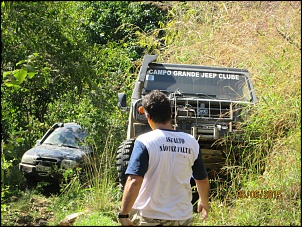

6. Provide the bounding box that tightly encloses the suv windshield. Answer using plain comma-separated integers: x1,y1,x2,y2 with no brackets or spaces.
143,66,253,102
43,127,87,147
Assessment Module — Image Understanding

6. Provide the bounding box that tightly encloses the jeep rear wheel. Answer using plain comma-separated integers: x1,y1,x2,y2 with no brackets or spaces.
116,138,136,190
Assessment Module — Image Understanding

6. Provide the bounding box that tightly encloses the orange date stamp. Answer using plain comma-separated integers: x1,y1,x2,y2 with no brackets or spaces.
236,190,282,199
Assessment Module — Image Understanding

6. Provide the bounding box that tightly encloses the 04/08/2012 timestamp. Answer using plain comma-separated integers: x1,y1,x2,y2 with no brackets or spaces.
236,190,282,199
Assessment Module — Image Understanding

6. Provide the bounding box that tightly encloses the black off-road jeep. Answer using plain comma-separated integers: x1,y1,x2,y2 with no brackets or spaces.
116,55,257,202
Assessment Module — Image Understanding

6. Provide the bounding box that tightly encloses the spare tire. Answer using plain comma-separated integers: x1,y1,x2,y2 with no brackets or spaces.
116,138,136,190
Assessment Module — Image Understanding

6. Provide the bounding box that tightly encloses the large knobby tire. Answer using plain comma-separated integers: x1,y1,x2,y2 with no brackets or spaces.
116,138,136,190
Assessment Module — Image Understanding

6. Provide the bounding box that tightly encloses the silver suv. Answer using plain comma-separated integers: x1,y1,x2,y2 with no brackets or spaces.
19,122,93,183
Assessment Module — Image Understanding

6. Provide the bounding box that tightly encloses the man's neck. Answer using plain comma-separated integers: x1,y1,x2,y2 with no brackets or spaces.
150,121,174,131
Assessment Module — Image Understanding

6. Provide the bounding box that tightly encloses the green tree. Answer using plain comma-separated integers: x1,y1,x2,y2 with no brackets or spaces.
79,1,169,59
1,1,169,190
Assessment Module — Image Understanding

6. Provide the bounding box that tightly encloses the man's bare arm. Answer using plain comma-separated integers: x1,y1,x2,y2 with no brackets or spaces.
119,175,143,226
195,177,210,220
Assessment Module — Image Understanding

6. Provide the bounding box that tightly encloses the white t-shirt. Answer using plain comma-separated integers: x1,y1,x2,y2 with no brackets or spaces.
125,128,207,220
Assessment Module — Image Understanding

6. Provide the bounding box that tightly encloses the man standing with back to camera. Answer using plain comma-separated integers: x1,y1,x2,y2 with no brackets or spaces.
118,90,210,226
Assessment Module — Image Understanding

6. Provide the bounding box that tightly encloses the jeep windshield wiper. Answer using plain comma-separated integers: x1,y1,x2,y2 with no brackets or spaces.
172,92,216,99
196,93,216,99
158,90,172,95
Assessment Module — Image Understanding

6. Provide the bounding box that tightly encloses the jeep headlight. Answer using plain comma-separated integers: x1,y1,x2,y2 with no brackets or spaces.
61,159,77,169
21,154,38,164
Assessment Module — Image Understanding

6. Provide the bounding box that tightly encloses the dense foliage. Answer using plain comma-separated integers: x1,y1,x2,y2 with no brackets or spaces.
1,1,168,162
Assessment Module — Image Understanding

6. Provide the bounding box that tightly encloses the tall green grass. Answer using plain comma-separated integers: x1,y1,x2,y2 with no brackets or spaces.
136,1,301,226
46,129,121,226
64,2,301,226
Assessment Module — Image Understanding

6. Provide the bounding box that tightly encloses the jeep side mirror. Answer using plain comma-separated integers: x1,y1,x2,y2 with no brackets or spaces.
118,93,129,111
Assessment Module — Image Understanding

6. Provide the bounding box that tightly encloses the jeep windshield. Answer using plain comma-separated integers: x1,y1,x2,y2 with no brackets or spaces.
142,63,256,103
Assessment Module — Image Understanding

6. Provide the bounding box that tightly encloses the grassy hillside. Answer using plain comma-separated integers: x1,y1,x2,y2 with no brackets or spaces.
147,1,301,225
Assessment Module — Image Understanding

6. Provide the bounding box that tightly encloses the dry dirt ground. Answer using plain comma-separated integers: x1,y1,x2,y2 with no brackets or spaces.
2,183,60,226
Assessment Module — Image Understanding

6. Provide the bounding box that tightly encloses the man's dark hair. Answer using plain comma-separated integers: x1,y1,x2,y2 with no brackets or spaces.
142,90,172,124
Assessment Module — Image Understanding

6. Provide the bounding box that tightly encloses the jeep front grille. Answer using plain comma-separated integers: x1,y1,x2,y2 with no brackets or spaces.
170,98,242,121
170,98,246,140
